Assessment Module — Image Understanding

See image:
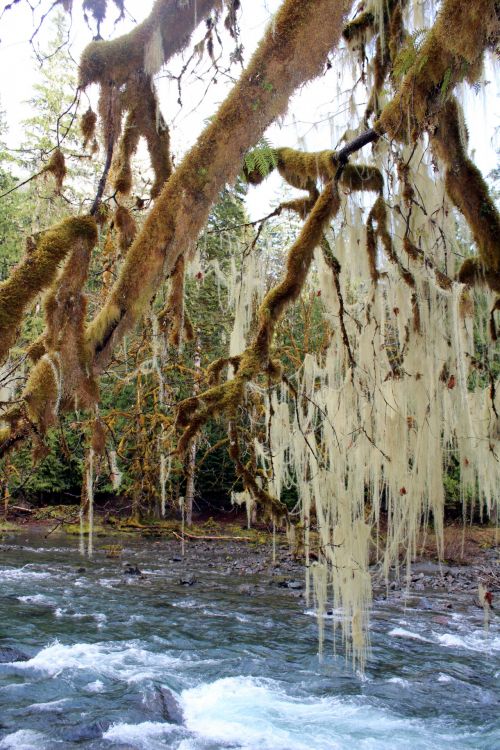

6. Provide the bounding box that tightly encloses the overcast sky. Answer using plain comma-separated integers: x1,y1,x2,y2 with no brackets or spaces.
0,0,498,220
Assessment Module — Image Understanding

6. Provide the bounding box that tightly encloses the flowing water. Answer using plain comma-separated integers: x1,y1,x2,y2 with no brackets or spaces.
0,533,498,749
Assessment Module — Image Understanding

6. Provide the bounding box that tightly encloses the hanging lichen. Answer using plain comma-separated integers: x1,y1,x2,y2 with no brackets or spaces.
42,148,67,194
80,108,97,149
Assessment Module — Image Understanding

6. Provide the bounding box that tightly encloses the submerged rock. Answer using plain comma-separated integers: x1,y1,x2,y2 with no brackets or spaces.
238,584,253,595
123,564,142,576
0,646,29,663
61,720,110,742
179,573,196,586
143,686,184,724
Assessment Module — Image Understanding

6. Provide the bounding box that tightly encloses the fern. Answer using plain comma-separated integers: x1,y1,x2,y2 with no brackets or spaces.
393,29,427,79
440,67,453,102
243,138,278,178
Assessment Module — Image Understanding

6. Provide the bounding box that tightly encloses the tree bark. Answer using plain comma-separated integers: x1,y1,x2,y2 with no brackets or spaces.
184,335,201,526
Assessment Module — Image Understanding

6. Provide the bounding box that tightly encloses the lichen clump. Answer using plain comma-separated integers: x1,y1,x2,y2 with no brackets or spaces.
43,148,67,194
81,108,97,149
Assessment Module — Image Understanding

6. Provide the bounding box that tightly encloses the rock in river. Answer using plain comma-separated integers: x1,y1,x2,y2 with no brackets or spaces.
0,646,29,663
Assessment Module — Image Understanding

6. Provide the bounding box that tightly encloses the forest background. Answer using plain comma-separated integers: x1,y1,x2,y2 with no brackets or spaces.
0,0,498,528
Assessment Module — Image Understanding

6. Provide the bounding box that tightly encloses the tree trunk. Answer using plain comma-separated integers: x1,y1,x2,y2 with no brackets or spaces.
184,335,201,526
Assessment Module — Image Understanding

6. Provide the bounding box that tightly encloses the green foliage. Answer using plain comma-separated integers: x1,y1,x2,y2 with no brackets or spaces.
8,419,85,502
243,138,278,178
393,29,427,79
0,108,29,280
440,67,453,102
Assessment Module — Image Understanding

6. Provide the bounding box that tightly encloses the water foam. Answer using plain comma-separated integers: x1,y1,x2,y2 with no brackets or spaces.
0,567,51,582
13,640,184,681
27,698,68,712
17,594,54,605
85,679,105,692
388,628,429,642
103,721,178,746
0,730,48,749
435,630,500,653
180,675,453,750
386,677,411,687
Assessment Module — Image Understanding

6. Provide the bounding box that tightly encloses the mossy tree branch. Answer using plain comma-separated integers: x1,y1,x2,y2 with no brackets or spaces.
430,98,500,282
79,0,220,87
87,0,354,371
0,217,98,365
176,179,341,456
376,0,498,141
374,0,499,291
1,221,99,453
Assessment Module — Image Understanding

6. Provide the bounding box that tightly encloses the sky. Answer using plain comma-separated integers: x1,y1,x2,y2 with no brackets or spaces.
0,0,498,220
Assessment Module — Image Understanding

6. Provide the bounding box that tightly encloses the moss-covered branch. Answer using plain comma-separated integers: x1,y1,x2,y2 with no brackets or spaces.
87,0,353,371
430,98,500,282
0,217,98,365
246,143,383,193
176,179,341,453
114,73,172,199
228,420,288,520
157,255,194,347
377,0,497,141
1,222,98,454
79,0,219,87
374,1,499,286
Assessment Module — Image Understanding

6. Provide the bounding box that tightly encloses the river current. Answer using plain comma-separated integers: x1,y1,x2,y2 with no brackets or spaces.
0,533,498,749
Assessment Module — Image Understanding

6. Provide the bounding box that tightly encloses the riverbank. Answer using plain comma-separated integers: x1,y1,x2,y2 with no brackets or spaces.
1,510,497,606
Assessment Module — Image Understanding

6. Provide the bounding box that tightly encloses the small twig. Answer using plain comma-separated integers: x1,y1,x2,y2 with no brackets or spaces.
0,168,46,200
337,128,380,166
9,505,35,513
172,529,253,542
90,86,115,216
90,137,114,216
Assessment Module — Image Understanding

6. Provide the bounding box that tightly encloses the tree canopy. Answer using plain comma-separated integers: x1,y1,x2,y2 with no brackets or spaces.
0,0,498,663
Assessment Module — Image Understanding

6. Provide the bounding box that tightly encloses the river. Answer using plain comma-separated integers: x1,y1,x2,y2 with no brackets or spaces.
0,532,498,749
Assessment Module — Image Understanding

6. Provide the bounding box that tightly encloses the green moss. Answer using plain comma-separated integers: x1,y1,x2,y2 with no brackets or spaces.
79,0,217,87
80,108,97,148
342,9,376,43
276,147,337,188
341,164,383,193
377,0,497,141
0,216,97,364
457,257,500,293
0,520,21,532
431,99,500,275
64,522,107,536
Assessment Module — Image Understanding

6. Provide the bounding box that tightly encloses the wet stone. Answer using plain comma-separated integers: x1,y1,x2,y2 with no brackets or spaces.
61,720,110,742
0,646,29,663
123,565,142,576
179,573,196,586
